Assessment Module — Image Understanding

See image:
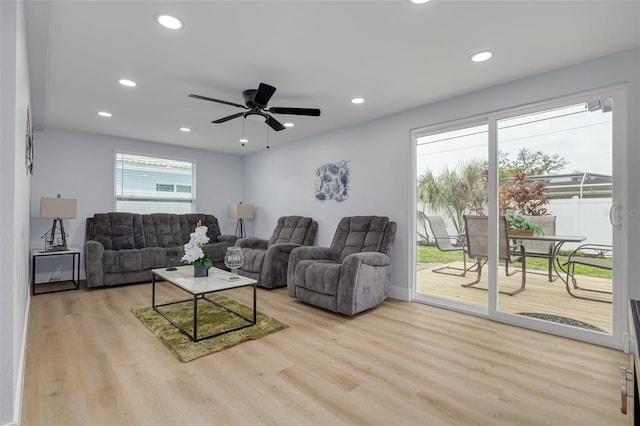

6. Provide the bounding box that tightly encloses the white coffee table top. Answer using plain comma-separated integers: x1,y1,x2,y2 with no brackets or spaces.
151,265,257,295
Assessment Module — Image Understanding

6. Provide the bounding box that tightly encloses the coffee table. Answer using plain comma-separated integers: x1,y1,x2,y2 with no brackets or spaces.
151,265,257,342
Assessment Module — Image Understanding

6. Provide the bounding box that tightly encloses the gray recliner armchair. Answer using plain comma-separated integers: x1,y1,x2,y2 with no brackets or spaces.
287,216,397,316
235,216,318,289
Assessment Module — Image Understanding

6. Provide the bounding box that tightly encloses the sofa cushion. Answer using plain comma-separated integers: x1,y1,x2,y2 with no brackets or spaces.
92,213,145,250
141,214,183,248
296,259,340,295
103,249,143,273
239,247,265,273
179,214,222,244
141,247,168,269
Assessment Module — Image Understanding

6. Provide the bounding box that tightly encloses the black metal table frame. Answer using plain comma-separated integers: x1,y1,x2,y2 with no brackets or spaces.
151,272,257,342
31,249,81,295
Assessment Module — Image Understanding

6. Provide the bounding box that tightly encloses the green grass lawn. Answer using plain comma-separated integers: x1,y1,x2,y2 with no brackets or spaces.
417,245,612,279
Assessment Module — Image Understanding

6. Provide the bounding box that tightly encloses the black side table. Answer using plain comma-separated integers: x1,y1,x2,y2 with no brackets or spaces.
31,248,81,295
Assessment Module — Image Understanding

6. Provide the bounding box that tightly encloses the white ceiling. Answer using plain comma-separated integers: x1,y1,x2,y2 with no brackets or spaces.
25,0,640,155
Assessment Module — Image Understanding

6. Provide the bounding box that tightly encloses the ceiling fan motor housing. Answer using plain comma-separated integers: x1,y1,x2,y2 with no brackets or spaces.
242,89,260,107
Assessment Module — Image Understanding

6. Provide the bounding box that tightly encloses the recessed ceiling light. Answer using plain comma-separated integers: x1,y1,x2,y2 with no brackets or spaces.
98,111,112,117
409,0,430,4
470,51,493,63
118,79,137,87
351,97,365,104
157,14,183,30
284,122,294,128
180,127,191,132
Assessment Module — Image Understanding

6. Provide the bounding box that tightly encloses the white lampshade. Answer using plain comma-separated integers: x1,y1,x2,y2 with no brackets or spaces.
40,196,77,219
228,203,254,219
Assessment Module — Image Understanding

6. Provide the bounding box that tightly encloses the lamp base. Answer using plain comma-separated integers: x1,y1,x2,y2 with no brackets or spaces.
235,218,246,238
43,218,69,252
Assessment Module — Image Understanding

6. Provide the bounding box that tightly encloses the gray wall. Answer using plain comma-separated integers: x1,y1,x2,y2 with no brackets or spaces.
243,47,640,301
2,6,638,423
1,1,32,425
29,128,245,281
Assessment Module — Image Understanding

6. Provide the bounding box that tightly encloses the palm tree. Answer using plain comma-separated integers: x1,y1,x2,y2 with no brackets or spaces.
417,159,487,233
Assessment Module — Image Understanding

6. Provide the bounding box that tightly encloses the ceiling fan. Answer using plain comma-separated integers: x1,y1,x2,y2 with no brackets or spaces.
189,83,321,131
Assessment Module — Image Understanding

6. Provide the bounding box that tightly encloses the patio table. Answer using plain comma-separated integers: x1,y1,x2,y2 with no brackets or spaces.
513,234,586,298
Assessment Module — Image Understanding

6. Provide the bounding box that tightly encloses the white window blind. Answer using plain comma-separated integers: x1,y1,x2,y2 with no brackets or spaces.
115,153,195,214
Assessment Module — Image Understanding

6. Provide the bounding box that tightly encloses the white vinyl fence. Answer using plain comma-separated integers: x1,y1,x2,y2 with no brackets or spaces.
419,197,612,252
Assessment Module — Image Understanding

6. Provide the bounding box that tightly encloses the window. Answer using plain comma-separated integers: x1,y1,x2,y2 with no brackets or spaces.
115,153,195,214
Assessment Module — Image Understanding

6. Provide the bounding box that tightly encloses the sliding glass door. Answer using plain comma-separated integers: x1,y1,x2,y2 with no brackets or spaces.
413,86,627,348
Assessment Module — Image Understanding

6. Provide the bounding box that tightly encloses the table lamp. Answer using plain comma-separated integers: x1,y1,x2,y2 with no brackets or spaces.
228,202,254,238
40,194,77,251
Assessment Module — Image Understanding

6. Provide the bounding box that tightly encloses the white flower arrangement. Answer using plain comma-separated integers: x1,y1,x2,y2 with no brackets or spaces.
181,222,212,268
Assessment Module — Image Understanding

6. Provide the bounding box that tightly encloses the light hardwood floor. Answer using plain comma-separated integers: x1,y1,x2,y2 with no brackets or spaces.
22,279,628,426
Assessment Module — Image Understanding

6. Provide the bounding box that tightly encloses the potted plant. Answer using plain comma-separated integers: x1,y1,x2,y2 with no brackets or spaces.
504,210,543,236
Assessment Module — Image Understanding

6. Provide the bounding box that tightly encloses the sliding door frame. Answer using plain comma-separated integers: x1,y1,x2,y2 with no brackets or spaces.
410,84,628,349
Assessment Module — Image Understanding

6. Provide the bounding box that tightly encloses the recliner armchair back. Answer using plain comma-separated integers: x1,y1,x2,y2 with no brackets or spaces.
330,216,393,262
236,215,318,289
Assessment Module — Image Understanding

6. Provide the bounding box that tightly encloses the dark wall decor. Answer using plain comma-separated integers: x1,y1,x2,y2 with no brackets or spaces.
315,160,349,202
25,106,34,175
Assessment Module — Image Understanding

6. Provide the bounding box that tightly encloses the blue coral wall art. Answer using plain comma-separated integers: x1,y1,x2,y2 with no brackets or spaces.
315,161,350,202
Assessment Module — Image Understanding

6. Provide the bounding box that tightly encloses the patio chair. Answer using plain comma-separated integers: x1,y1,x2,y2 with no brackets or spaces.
463,215,527,296
425,215,468,277
565,243,612,302
519,215,557,281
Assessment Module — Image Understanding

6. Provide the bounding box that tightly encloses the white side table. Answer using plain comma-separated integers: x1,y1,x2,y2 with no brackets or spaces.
31,248,81,295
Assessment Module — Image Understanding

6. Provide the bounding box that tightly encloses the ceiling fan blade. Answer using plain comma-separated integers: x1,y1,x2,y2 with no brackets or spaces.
189,94,247,109
212,112,245,124
268,107,321,116
253,83,276,107
265,114,286,131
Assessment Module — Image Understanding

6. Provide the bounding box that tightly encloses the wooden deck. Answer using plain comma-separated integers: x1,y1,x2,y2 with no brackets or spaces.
417,261,613,332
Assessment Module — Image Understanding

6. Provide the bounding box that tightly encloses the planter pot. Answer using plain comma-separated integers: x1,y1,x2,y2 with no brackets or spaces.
194,264,209,277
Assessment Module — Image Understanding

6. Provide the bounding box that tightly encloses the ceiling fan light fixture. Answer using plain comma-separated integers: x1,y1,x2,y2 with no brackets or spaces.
156,14,183,30
246,112,267,124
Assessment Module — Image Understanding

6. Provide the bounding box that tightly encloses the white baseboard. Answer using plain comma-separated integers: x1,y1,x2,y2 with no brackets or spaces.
389,284,411,301
6,296,30,426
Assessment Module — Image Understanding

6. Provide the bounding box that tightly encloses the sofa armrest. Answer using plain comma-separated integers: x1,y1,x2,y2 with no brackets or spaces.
235,238,269,250
287,246,334,297
259,243,303,289
337,252,392,315
84,240,105,288
217,234,239,244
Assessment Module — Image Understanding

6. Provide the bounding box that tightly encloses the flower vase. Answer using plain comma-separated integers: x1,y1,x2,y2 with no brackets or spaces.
194,264,209,277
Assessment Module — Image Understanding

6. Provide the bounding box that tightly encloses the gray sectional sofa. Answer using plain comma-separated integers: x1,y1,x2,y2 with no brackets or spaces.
84,212,237,288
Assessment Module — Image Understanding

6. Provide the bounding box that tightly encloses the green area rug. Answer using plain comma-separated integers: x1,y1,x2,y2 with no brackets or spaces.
132,294,288,362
